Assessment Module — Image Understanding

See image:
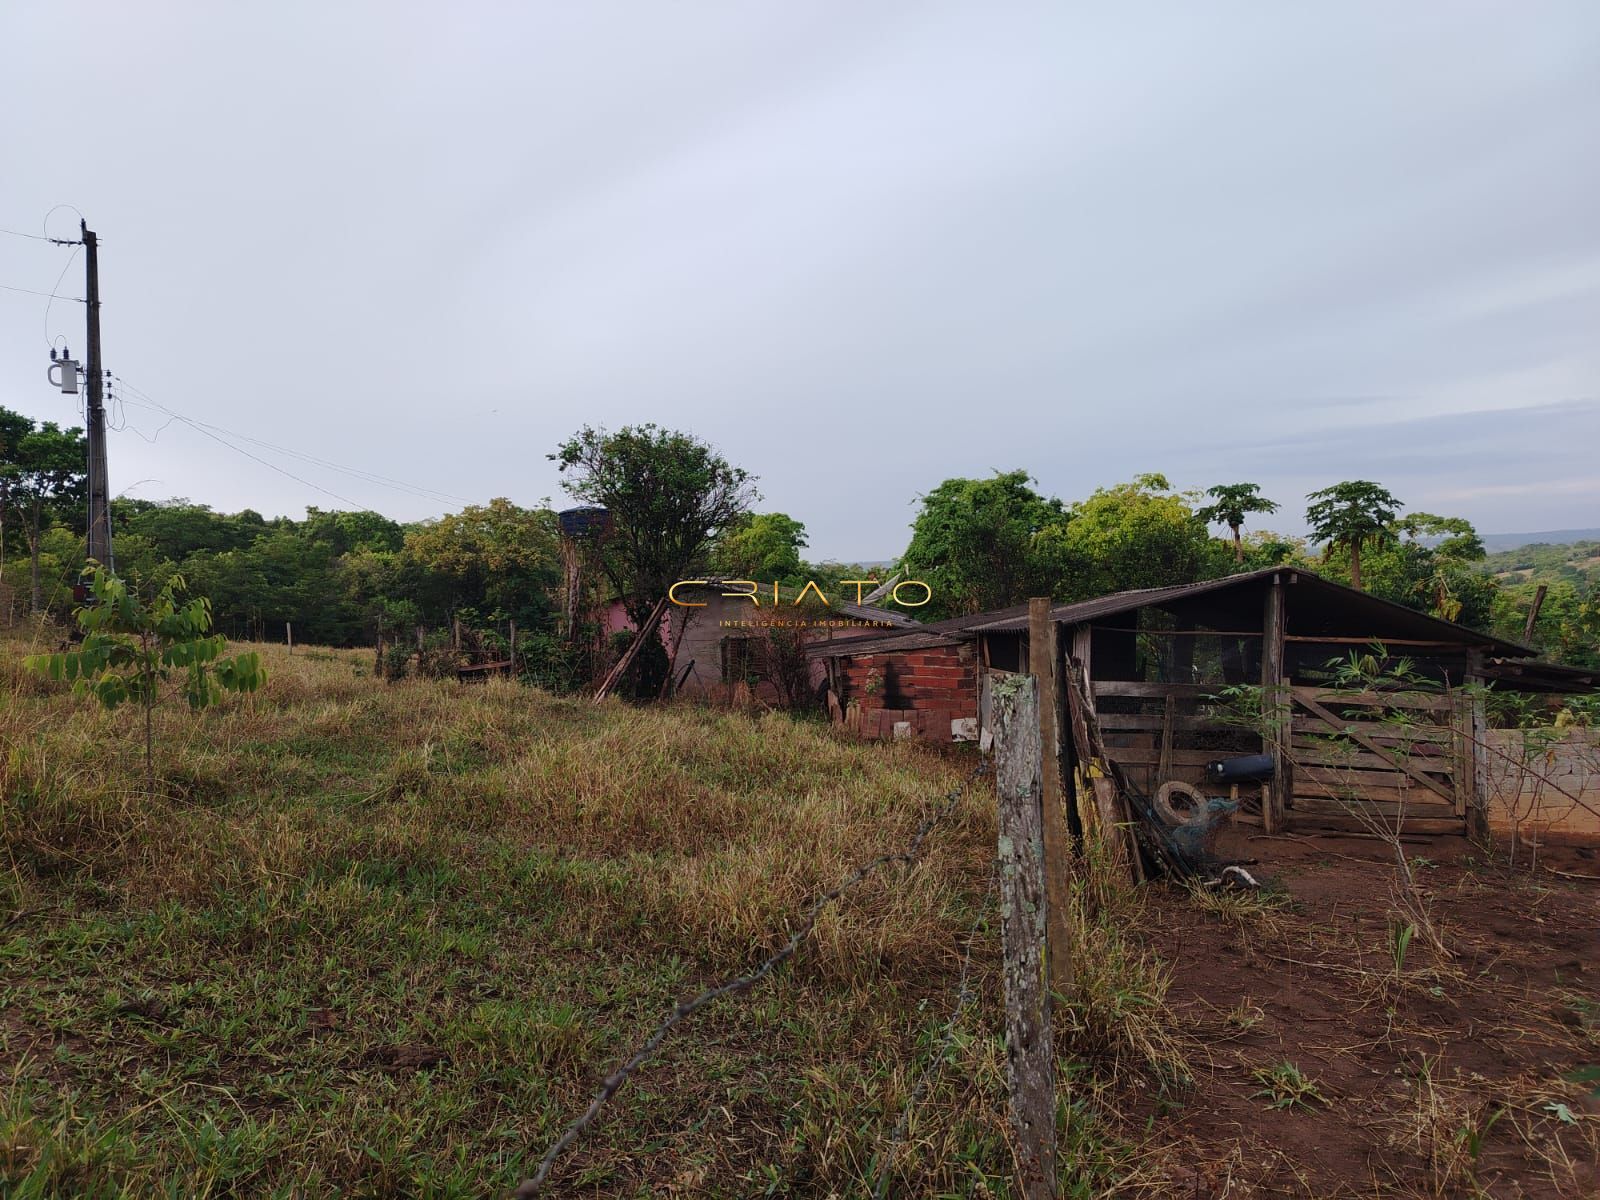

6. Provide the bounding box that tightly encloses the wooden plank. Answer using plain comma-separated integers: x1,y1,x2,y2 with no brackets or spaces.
1290,686,1451,712
1094,713,1221,733
1295,781,1446,805
1290,813,1466,836
1285,636,1471,649
991,674,1057,1200
1101,747,1224,767
1092,681,1216,699
1156,693,1174,783
1293,796,1461,820
1299,765,1448,789
593,596,669,703
1063,656,1138,881
1067,627,1099,841
1028,598,1074,994
1291,717,1453,742
1290,745,1454,772
1291,689,1457,805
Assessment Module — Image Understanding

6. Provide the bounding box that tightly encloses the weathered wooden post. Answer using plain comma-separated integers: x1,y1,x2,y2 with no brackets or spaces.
1464,650,1491,844
992,672,1057,1199
1028,598,1074,993
1261,575,1290,833
286,621,293,656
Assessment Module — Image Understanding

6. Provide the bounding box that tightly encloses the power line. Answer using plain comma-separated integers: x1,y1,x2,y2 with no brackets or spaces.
0,226,79,244
45,243,83,349
135,402,366,509
0,281,84,301
110,375,472,509
115,384,468,506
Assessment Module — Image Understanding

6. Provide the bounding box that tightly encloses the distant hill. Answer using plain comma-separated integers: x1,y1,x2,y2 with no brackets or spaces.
1479,529,1600,553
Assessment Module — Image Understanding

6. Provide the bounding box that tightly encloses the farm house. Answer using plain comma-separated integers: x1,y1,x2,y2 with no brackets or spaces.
819,567,1596,840
600,580,919,701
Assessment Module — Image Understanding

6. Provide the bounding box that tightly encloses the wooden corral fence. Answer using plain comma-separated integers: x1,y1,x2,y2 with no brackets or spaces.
1085,678,1485,839
1286,686,1468,835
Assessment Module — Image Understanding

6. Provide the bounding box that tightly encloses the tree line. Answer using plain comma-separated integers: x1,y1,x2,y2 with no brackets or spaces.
3,405,1593,679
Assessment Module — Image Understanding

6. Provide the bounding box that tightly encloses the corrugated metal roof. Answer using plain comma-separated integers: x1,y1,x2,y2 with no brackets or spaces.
831,601,921,628
807,628,962,657
1482,657,1599,694
966,568,1533,657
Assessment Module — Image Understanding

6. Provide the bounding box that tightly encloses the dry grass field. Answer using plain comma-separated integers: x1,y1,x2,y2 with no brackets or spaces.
1,628,1596,1197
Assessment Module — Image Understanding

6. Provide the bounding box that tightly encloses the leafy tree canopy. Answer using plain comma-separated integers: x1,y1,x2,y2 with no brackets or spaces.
552,423,757,620
1305,480,1402,591
1197,482,1280,563
711,512,808,583
899,470,1063,619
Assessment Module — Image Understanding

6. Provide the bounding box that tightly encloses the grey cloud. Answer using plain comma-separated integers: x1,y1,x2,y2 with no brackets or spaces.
0,1,1595,561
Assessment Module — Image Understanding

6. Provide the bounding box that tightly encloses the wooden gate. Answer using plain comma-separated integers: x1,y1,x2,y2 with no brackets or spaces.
1286,686,1468,835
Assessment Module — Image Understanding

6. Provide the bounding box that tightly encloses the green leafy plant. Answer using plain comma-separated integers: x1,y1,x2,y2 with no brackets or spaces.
25,567,265,787
1389,920,1416,979
1251,1061,1327,1110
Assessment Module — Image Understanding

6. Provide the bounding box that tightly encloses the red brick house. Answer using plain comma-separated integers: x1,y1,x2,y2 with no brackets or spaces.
810,608,1016,742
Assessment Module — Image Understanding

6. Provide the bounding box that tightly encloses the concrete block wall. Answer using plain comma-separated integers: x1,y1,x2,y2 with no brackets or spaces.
1485,729,1600,842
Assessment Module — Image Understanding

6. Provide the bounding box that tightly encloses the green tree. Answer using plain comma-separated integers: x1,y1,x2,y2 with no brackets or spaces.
1197,482,1280,564
9,422,87,611
1034,474,1224,601
1305,481,1401,592
403,497,560,631
25,568,265,787
552,424,756,621
0,406,36,591
711,512,808,582
1396,513,1488,621
899,471,1062,619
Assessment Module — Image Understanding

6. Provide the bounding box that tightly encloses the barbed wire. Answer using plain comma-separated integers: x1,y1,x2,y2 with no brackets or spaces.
510,759,990,1198
871,860,996,1197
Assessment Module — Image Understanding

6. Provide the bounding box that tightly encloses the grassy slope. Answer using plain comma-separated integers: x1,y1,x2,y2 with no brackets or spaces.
3,632,1163,1198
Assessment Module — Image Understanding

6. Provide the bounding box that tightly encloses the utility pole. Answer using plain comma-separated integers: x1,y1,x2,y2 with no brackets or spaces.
82,219,113,570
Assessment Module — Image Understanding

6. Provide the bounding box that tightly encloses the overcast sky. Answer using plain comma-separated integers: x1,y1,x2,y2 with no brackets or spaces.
2,2,1597,561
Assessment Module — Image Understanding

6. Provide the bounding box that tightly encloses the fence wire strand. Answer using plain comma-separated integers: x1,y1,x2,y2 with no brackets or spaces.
511,760,990,1198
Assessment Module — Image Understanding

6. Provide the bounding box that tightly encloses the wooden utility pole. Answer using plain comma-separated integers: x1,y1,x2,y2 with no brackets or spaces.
1028,598,1074,992
82,221,112,570
992,673,1057,1199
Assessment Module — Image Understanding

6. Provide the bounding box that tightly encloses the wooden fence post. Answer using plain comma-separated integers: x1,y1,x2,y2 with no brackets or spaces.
1262,576,1289,833
1464,651,1491,844
1028,598,1074,994
286,621,293,655
992,672,1057,1199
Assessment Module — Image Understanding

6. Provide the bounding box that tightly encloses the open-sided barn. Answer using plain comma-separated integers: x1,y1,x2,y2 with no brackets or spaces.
814,567,1593,840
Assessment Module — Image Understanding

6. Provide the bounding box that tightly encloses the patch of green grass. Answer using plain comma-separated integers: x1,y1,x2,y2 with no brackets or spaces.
1252,1061,1327,1110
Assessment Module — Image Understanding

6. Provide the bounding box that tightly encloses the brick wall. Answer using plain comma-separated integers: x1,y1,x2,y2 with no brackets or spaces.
836,644,978,742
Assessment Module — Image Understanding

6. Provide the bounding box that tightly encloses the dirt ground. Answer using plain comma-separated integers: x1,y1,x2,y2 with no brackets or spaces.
1135,829,1600,1198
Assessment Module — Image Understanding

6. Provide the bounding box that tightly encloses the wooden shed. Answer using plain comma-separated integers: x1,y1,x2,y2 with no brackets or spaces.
968,568,1536,838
